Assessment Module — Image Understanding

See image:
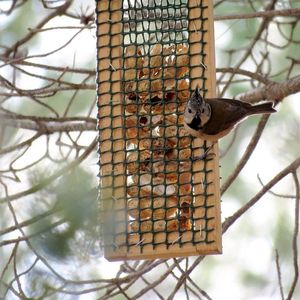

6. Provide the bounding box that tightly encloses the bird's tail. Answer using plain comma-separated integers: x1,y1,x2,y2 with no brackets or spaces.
250,102,276,115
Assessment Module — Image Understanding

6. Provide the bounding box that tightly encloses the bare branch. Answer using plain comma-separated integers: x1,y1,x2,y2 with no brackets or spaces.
237,75,300,103
216,67,271,85
0,207,59,236
219,0,277,96
171,258,213,300
3,0,72,57
221,114,270,195
0,133,41,155
215,8,300,21
286,172,300,300
275,250,285,300
0,138,97,203
167,256,206,300
1,114,97,133
10,60,95,75
222,157,300,234
257,174,297,199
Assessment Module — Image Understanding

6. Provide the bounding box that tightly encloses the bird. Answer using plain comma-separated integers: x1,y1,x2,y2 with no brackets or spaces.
184,87,276,141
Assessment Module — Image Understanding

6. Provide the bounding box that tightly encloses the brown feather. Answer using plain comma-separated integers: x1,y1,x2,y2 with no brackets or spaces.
201,99,275,136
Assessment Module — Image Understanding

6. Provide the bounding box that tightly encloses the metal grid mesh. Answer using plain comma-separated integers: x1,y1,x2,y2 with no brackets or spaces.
97,0,221,260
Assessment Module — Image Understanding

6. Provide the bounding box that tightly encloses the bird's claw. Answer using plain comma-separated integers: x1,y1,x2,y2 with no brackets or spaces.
191,143,216,161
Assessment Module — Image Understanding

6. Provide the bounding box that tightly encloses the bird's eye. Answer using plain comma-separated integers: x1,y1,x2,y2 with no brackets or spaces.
188,108,192,113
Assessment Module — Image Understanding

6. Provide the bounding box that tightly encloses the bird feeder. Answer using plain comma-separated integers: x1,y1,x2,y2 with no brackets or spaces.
97,0,221,260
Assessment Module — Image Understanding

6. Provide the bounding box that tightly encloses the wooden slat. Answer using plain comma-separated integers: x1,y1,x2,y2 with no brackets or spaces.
97,0,127,260
188,0,222,255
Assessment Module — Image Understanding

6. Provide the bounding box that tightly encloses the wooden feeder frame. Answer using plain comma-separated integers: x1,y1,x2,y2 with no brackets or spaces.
97,0,222,261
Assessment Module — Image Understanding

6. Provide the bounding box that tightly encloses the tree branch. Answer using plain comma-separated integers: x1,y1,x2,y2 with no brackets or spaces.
221,114,270,195
222,157,300,234
1,115,97,133
4,0,72,57
0,133,41,155
215,8,300,21
216,67,271,85
287,172,300,300
237,74,300,103
0,138,97,203
275,250,285,300
219,0,277,96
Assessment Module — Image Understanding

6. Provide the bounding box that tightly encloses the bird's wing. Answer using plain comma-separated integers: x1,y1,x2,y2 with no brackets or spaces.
203,98,249,135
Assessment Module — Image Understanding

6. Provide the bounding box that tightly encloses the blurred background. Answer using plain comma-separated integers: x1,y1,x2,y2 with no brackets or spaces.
0,0,299,299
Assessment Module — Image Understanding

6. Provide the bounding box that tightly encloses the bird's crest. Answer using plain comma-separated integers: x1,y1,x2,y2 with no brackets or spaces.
190,86,204,109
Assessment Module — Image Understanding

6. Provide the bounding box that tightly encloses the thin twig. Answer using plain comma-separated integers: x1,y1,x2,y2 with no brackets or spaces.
0,138,97,203
1,116,97,133
257,174,296,199
216,67,271,85
275,249,285,300
219,124,239,159
4,0,72,57
167,256,207,300
286,172,300,300
219,0,277,97
222,157,300,234
221,114,270,195
172,258,213,300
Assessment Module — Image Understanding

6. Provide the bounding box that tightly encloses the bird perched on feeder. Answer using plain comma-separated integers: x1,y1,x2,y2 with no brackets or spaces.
184,87,276,141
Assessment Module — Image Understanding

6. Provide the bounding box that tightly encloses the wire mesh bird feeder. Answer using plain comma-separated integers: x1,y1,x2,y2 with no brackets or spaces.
97,0,221,260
